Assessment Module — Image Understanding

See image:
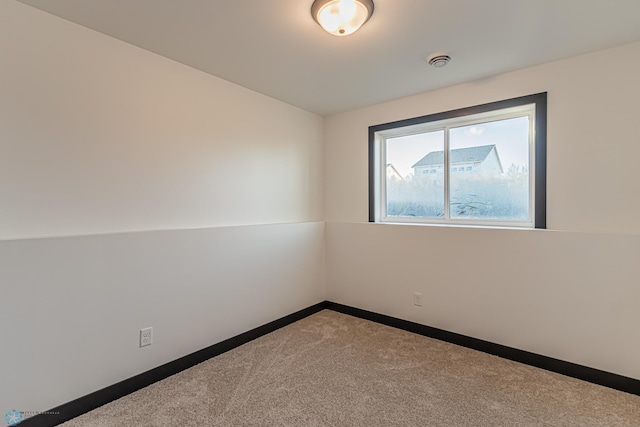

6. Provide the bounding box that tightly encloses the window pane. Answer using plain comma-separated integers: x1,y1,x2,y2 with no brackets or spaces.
449,117,530,221
386,130,444,219
371,93,545,227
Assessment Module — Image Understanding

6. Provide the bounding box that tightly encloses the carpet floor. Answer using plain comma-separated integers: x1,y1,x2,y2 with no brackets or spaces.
60,310,640,426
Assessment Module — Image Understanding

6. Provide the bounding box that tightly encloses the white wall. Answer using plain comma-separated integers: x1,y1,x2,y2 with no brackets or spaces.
0,1,325,416
1,223,325,415
0,1,323,240
326,223,640,379
324,41,640,379
325,41,640,233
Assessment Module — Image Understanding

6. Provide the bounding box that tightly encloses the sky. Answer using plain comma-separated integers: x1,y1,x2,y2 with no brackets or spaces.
386,116,530,178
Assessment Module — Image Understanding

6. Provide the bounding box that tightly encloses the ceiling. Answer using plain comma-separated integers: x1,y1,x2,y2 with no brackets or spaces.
17,0,640,116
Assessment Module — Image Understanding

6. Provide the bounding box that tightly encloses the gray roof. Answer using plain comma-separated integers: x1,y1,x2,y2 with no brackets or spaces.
412,145,496,168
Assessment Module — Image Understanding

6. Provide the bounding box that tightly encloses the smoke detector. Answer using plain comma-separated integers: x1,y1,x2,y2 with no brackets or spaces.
427,52,451,68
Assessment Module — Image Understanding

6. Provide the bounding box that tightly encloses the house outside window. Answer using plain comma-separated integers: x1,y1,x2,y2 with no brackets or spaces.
369,93,547,228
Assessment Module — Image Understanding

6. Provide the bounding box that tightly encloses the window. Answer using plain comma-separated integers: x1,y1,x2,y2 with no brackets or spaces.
369,93,546,228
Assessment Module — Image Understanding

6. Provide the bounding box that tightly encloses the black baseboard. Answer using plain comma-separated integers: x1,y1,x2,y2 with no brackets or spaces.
325,301,640,397
19,300,639,426
19,302,328,427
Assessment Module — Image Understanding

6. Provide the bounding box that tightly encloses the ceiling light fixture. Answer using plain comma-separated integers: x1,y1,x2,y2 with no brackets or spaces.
311,0,374,37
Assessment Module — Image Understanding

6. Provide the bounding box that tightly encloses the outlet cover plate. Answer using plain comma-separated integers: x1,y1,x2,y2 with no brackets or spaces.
140,327,153,347
414,292,423,307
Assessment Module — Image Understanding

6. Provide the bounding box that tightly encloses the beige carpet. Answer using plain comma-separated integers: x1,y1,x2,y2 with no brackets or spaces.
60,310,640,426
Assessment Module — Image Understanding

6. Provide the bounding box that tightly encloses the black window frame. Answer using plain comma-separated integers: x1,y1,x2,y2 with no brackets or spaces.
368,92,547,228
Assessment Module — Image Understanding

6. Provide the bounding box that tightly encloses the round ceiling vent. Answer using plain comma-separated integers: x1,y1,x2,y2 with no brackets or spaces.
427,52,451,68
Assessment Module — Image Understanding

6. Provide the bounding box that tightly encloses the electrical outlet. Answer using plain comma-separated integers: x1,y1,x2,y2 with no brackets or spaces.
140,327,153,347
414,292,423,307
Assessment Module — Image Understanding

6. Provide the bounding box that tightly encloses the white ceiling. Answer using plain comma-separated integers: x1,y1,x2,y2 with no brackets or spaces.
17,0,640,116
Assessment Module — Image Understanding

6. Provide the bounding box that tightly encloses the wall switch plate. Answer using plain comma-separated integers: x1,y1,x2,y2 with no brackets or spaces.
140,327,153,347
414,292,423,307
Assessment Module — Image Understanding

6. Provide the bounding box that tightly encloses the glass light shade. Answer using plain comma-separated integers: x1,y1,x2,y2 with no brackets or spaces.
312,0,374,36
